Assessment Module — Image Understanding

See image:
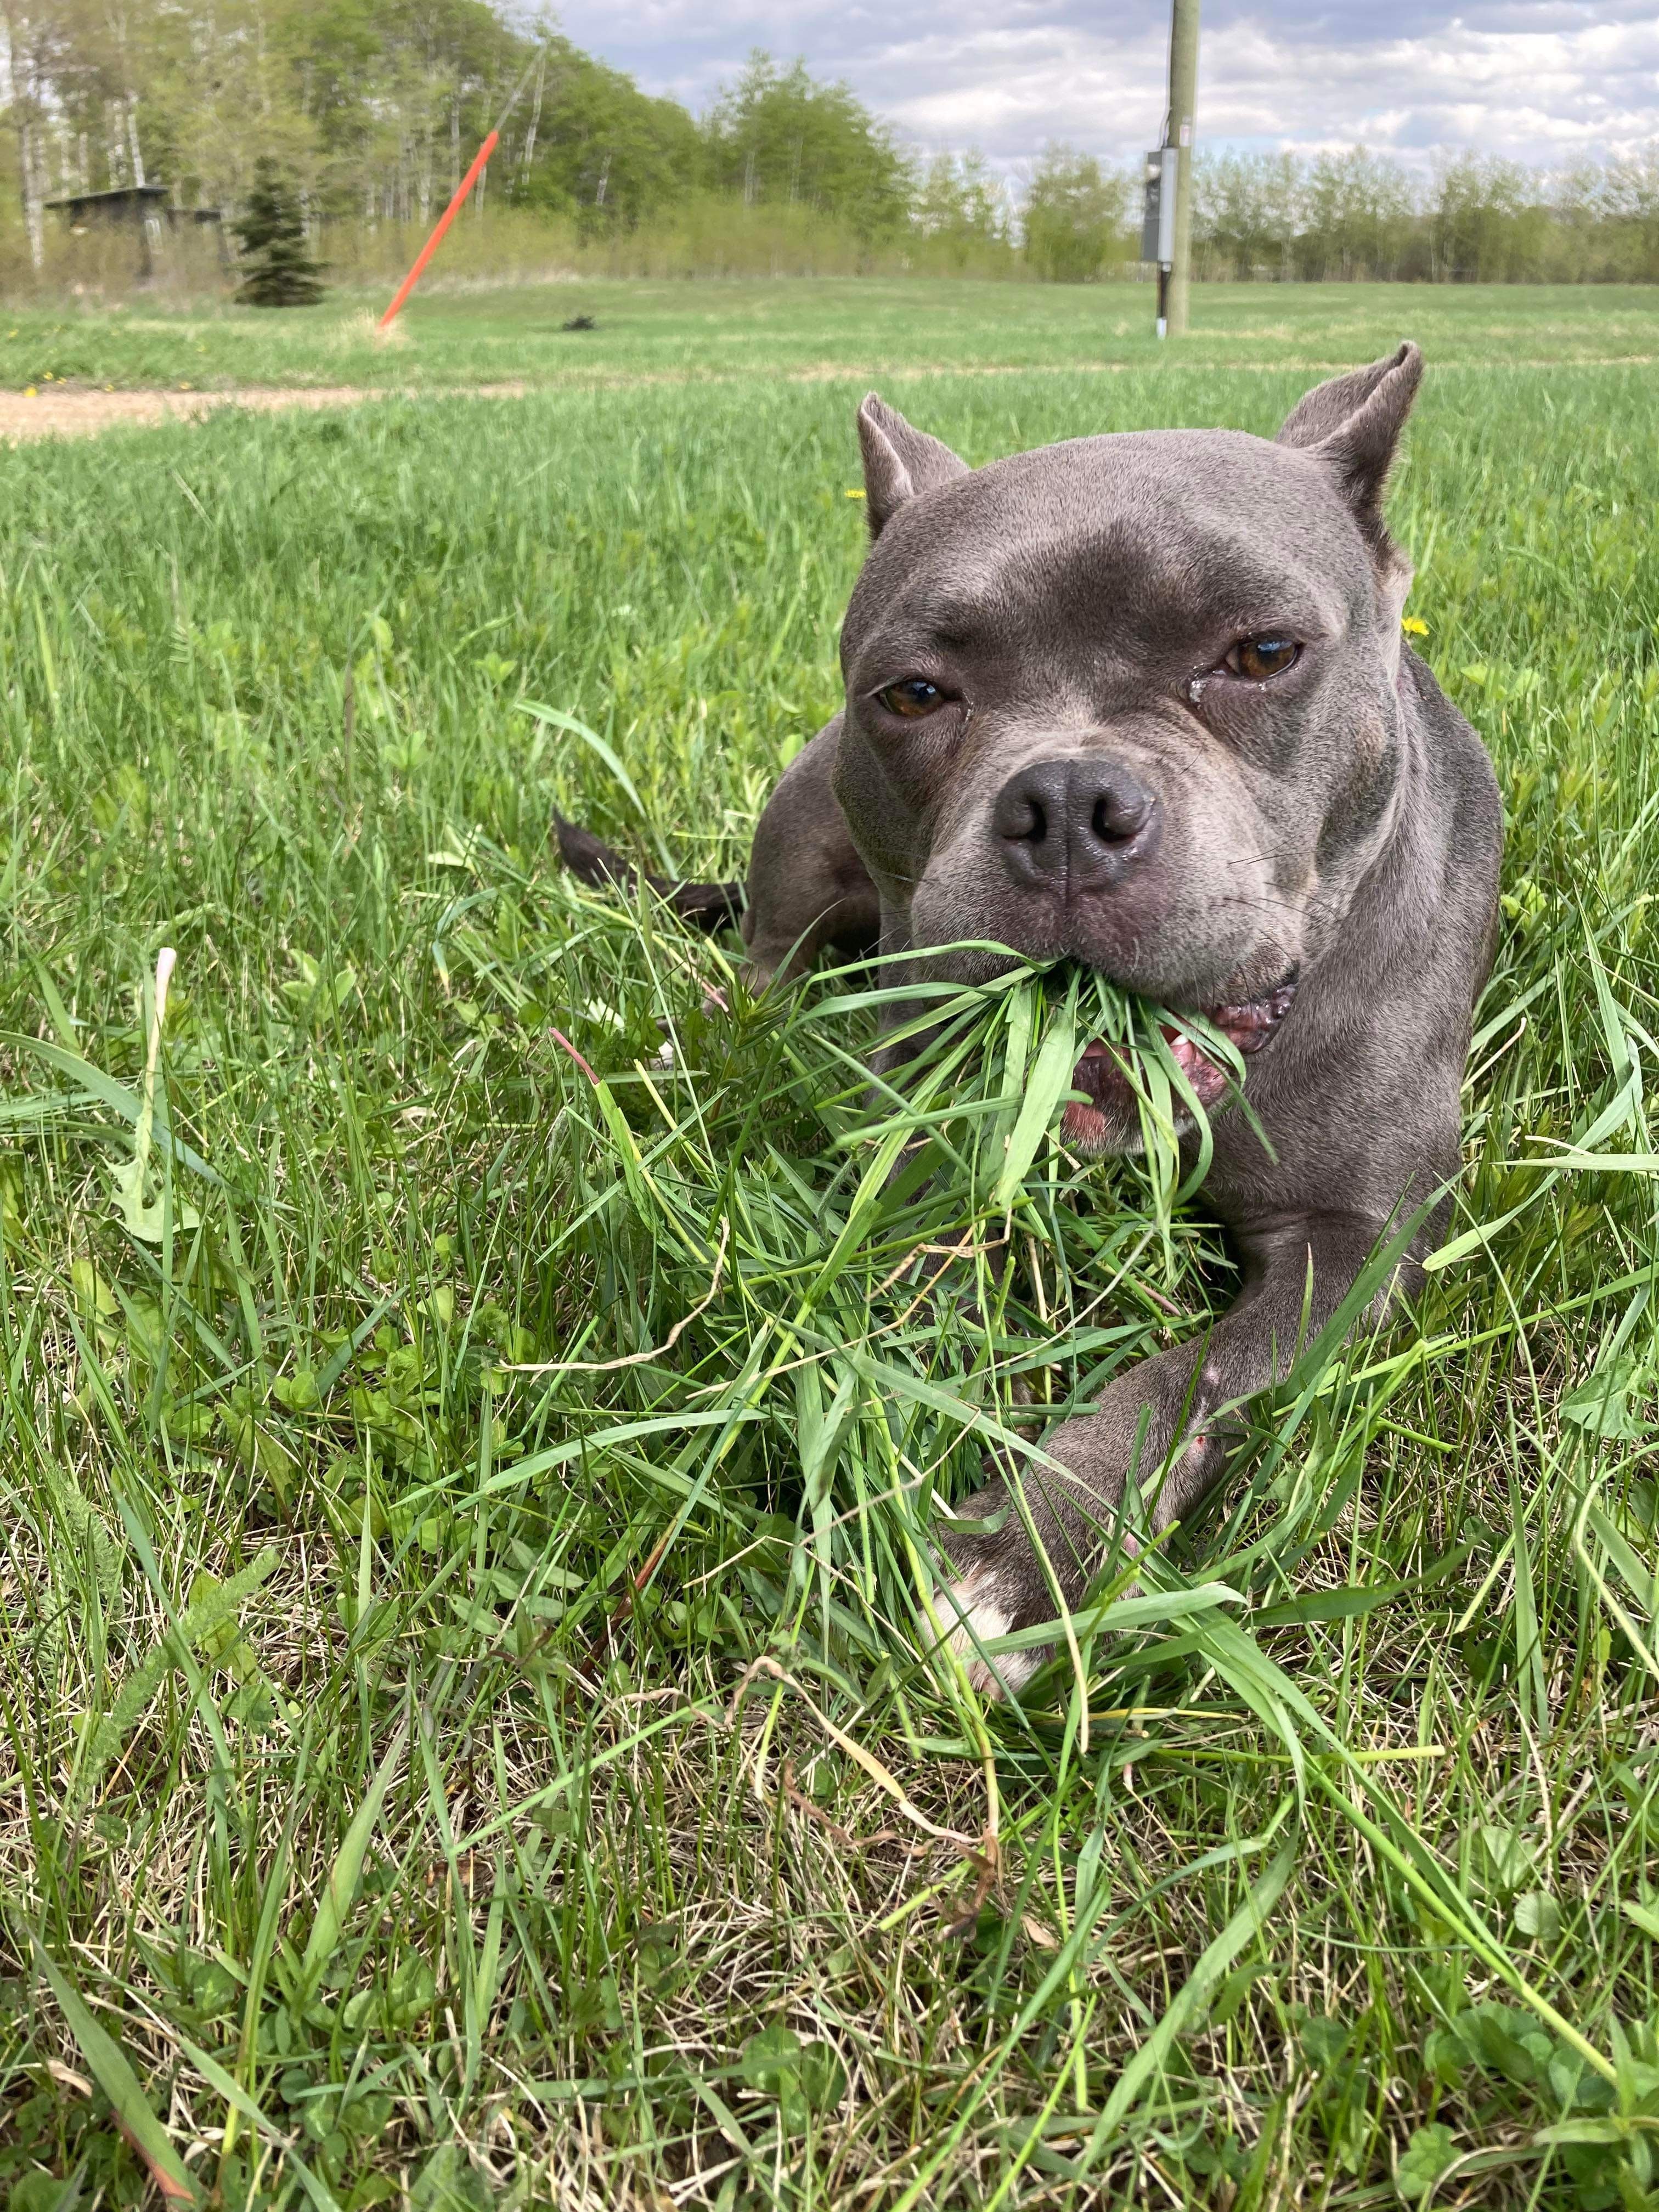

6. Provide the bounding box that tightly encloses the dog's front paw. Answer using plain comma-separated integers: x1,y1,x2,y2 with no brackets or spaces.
930,1455,1071,1697
931,1449,1142,1700
938,1556,1051,1699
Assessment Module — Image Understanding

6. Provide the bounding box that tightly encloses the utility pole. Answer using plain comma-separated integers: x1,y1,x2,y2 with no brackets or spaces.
1162,0,1200,336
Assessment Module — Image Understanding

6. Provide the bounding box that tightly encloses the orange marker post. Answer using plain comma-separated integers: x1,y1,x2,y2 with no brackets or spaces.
380,129,499,329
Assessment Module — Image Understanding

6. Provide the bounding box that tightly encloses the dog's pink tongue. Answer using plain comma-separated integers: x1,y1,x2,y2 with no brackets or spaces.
1158,1024,1231,1108
1071,1030,1229,1111
1074,1037,1133,1102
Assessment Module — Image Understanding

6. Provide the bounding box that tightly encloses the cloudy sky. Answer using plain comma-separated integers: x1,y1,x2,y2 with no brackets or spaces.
549,2,1659,175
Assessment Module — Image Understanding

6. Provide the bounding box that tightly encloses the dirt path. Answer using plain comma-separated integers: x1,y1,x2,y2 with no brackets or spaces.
0,381,528,442
1,351,1646,444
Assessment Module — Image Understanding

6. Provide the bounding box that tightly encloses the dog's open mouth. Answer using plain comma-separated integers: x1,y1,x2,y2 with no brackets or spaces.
1061,971,1299,1151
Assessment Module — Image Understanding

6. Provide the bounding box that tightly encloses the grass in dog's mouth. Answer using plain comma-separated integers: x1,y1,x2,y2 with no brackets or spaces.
878,952,1257,1211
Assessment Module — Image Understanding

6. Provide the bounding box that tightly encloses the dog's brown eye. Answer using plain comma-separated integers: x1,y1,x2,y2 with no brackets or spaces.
876,679,946,719
1227,636,1300,681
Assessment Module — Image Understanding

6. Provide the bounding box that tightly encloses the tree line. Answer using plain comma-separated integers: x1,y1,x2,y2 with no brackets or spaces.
1,0,1656,285
1192,147,1659,284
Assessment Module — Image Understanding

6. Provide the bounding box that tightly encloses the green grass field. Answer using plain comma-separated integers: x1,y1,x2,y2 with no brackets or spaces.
3,276,1659,393
2,283,1658,2210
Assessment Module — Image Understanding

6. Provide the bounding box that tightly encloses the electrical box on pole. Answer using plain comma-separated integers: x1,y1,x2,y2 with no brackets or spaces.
1142,145,1178,334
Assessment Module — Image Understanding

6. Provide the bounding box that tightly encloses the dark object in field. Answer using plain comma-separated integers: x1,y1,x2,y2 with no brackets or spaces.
562,314,597,331
555,817,740,930
234,160,325,308
559,350,1502,1700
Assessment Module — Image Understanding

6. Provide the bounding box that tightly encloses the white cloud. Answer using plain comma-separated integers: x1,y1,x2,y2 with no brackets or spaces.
548,1,1659,171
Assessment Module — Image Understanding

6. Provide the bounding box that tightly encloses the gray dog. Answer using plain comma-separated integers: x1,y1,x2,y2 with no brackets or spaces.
560,345,1502,1697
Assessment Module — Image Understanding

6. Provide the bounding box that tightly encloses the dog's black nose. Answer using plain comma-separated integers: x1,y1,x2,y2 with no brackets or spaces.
992,758,1158,892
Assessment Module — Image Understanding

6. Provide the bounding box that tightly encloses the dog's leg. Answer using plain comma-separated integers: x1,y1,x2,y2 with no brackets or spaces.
554,817,743,932
741,720,878,989
935,1210,1402,1696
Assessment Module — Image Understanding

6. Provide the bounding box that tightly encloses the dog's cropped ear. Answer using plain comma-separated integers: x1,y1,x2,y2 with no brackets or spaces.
1276,342,1423,558
858,393,969,536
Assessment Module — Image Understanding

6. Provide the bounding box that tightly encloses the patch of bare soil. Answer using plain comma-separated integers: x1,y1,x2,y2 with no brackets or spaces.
1,350,1640,446
0,381,529,443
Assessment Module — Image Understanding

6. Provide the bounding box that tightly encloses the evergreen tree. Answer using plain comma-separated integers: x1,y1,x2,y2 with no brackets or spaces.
234,160,325,307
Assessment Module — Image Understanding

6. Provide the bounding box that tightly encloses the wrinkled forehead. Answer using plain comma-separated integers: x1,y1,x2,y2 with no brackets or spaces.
848,427,1368,652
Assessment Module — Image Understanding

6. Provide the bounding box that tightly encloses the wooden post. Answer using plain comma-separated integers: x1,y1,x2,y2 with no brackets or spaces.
1165,0,1200,336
